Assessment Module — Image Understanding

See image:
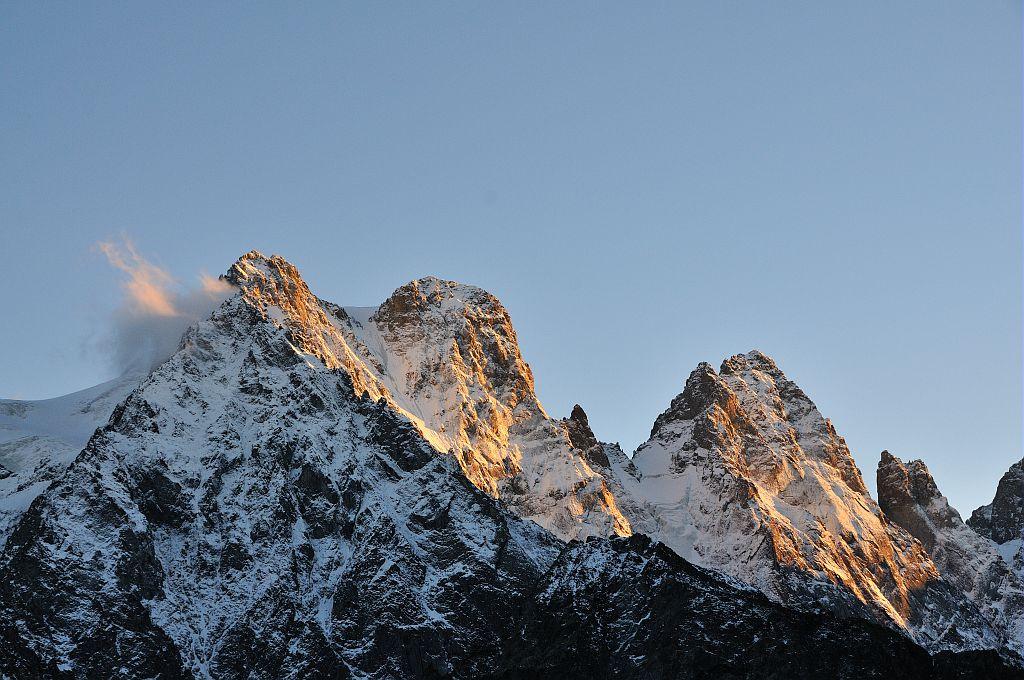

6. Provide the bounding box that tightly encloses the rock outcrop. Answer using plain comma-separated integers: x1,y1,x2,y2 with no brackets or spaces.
969,459,1024,545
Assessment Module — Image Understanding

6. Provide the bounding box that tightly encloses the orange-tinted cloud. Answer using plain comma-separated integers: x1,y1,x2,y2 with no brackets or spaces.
199,271,233,296
94,237,237,373
97,239,180,317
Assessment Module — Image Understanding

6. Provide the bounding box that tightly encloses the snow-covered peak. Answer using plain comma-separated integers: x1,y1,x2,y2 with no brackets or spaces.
628,350,998,651
219,252,631,540
349,274,629,539
645,350,866,493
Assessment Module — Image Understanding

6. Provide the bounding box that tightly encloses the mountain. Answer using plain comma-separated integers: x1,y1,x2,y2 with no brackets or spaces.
223,254,629,541
969,459,1024,548
0,251,1019,678
626,352,1000,651
877,451,1024,655
0,253,566,677
0,372,142,547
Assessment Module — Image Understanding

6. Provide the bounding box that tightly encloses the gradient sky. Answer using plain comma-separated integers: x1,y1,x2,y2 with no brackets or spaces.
1,2,1020,517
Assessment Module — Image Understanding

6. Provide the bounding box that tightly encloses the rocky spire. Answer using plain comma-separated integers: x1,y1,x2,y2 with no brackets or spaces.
563,404,610,468
877,451,957,552
968,459,1024,545
877,450,1024,655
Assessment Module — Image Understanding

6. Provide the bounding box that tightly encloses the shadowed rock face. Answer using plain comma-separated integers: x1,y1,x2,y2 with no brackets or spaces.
969,459,1024,545
878,451,956,552
562,404,610,468
878,451,1024,656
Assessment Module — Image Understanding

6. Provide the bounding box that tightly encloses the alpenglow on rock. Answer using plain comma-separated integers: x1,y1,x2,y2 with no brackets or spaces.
225,253,630,540
626,351,1000,652
0,251,1020,678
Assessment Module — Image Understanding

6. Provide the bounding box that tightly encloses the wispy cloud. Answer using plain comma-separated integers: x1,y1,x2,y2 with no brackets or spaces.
96,239,180,317
94,237,235,374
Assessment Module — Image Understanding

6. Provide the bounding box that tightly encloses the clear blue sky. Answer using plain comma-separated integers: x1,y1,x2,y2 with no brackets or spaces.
1,2,1020,516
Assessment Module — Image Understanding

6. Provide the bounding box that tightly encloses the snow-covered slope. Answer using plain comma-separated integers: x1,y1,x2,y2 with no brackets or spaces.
224,254,629,540
878,451,1024,655
0,255,565,678
627,351,999,651
0,373,142,545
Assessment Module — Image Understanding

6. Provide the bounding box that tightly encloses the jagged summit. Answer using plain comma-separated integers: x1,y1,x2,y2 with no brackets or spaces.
878,451,974,554
630,349,998,651
380,275,501,312
212,252,631,539
969,459,1024,545
878,451,1024,655
647,350,866,493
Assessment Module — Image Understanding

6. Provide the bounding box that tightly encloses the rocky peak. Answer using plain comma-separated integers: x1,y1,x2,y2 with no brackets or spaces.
968,459,1024,545
721,350,866,494
565,405,598,451
371,276,538,405
648,362,733,441
223,251,346,368
877,451,961,551
221,256,631,540
877,451,1024,656
646,351,866,493
561,404,611,469
719,348,779,374
629,350,998,651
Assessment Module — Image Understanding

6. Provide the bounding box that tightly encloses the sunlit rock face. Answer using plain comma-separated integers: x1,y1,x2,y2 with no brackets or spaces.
878,451,1024,655
0,260,565,677
225,253,630,540
628,351,999,652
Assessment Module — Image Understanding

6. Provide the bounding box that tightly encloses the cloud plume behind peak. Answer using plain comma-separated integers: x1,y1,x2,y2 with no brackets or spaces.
95,238,235,374
97,239,181,317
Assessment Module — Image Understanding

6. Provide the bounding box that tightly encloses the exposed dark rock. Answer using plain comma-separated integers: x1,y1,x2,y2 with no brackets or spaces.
969,459,1024,544
878,450,1024,657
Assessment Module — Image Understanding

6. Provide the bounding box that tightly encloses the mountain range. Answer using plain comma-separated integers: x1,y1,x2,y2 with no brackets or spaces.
0,251,1020,679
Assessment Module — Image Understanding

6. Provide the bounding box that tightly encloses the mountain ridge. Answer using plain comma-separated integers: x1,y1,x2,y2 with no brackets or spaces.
0,250,1019,678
